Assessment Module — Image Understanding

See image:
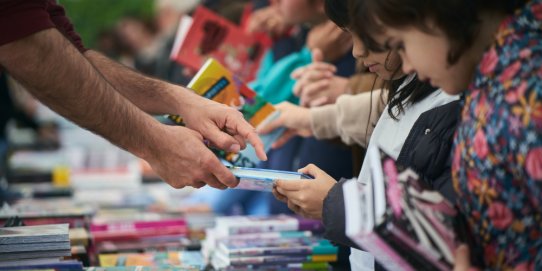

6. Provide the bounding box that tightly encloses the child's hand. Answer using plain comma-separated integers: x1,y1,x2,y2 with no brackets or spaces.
291,49,349,107
257,102,312,149
272,164,336,219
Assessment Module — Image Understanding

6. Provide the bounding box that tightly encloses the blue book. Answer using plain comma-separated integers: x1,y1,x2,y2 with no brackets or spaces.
228,167,312,192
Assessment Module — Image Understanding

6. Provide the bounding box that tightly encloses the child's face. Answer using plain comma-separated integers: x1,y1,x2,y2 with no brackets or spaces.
375,25,475,94
351,34,404,80
275,0,324,25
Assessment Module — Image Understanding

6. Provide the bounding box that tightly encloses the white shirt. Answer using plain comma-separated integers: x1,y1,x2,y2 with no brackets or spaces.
349,85,458,271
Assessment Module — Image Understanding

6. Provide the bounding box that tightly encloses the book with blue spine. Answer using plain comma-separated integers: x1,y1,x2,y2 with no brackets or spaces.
228,166,312,192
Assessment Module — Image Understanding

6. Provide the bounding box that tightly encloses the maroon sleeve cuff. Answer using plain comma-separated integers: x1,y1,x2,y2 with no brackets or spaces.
0,1,55,47
47,0,88,53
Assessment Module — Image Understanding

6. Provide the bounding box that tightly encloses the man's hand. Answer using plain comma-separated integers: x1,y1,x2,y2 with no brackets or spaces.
179,92,267,161
144,124,236,189
292,49,349,107
272,164,336,219
257,102,312,149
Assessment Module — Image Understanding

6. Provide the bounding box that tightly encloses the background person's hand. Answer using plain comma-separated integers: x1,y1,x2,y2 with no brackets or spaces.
257,102,312,149
272,164,336,219
306,21,352,62
144,124,235,190
246,5,290,36
179,92,267,161
292,49,349,107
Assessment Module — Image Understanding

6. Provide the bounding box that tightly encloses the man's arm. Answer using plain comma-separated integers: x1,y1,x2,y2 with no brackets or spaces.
84,50,185,116
0,28,237,189
84,50,267,160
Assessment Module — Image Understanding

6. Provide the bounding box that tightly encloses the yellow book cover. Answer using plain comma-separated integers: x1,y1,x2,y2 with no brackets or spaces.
169,58,283,168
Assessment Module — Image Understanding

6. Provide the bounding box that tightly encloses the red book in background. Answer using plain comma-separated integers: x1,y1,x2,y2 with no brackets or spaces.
171,6,271,82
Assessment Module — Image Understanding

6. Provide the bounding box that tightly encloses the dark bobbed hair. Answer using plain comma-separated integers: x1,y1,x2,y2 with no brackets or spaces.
324,0,437,120
350,0,527,65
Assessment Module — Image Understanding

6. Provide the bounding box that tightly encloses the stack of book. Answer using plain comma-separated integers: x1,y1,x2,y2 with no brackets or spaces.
90,216,190,254
344,146,460,271
97,251,204,270
0,198,95,228
0,224,83,270
203,215,336,270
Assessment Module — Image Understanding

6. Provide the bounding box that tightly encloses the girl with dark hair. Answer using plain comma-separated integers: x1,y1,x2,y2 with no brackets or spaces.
262,0,460,269
354,0,542,269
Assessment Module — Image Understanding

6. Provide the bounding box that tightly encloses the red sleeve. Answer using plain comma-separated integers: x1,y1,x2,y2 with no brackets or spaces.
46,0,87,53
0,0,55,47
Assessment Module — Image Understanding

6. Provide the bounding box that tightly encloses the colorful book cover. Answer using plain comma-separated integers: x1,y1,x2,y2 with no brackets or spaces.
171,6,270,82
90,218,188,242
169,58,284,168
345,146,459,271
99,251,204,270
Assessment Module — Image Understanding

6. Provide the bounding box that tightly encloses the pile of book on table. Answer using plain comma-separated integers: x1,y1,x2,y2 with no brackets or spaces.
203,215,338,270
0,223,83,270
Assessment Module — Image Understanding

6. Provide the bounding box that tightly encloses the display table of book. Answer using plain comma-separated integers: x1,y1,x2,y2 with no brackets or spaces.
0,199,338,271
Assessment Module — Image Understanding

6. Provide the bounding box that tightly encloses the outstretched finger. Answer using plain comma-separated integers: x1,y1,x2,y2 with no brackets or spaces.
225,118,267,161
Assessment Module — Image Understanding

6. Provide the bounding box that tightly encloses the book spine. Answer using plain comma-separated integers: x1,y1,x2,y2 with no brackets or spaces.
90,219,186,232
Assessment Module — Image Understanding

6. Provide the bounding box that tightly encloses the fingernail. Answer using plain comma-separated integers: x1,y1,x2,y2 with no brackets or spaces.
229,144,241,152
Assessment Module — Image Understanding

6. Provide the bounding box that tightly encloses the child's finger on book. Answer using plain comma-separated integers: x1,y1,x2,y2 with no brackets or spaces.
272,187,288,202
298,163,323,177
275,179,304,191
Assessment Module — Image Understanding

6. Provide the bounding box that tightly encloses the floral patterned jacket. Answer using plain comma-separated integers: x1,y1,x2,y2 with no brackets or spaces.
452,0,542,269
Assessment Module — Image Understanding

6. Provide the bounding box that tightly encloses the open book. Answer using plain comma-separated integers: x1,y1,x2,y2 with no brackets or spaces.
229,167,312,192
168,58,284,168
344,146,459,271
